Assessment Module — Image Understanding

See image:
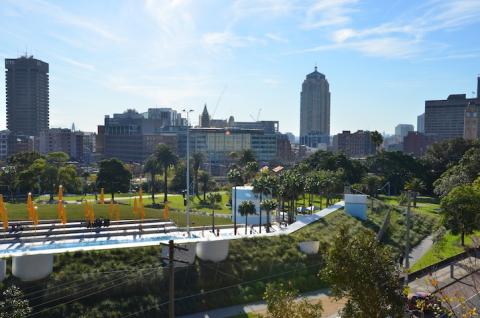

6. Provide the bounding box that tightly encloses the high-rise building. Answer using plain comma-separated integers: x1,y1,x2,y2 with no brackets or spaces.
39,128,84,161
332,130,376,158
5,56,49,136
395,124,414,138
464,102,480,140
424,77,480,141
417,113,425,133
300,67,330,145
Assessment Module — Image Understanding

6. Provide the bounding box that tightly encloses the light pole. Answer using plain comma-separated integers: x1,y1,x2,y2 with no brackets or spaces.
183,109,194,237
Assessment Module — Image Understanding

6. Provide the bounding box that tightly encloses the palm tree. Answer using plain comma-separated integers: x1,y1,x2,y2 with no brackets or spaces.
404,177,426,207
260,199,276,233
198,170,210,201
207,192,222,232
239,200,256,235
144,155,162,205
228,168,244,235
252,172,275,233
238,149,256,167
154,144,178,203
278,170,304,223
370,130,383,153
192,152,204,197
245,161,259,184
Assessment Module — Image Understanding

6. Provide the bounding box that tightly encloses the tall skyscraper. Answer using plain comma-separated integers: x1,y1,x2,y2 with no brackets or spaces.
300,66,330,146
5,55,49,136
417,113,425,133
394,124,414,138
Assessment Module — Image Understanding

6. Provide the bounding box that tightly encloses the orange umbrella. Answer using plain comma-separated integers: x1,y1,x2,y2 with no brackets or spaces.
58,185,63,201
89,204,95,223
133,197,138,216
27,193,35,221
99,188,105,204
0,195,8,231
163,203,169,220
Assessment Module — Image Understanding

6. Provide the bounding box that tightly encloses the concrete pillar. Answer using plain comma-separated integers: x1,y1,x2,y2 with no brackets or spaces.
0,259,6,282
12,254,54,281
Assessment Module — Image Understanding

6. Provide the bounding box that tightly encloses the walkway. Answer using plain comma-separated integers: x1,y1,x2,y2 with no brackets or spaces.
178,289,345,318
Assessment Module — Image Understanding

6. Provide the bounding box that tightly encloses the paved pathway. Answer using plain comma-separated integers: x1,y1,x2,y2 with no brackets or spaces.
178,289,345,318
409,235,434,266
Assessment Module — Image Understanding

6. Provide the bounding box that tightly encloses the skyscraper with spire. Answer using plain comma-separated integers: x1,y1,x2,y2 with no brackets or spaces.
299,66,330,147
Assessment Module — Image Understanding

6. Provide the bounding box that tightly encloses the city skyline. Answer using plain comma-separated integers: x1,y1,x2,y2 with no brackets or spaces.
1,0,480,135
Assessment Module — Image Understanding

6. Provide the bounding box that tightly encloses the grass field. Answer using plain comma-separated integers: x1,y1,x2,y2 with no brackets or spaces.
3,201,232,227
410,231,479,271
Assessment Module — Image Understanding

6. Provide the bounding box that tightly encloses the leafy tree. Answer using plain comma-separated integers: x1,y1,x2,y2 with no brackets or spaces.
433,165,469,197
144,155,162,205
207,192,222,232
0,165,17,201
404,177,426,207
360,174,383,197
260,199,277,233
322,226,405,318
370,130,383,152
440,185,480,246
191,152,204,197
198,170,210,201
96,158,132,201
7,152,43,172
277,170,304,223
423,138,477,182
262,282,323,318
238,200,256,235
154,144,178,203
0,285,31,318
367,151,426,194
303,150,365,184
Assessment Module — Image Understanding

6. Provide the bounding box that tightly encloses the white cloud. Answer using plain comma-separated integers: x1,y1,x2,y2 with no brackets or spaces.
302,0,359,29
202,32,265,51
58,57,96,72
265,32,289,43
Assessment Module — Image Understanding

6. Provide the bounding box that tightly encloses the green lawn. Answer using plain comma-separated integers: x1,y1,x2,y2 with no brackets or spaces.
410,231,477,272
227,314,261,318
3,201,231,227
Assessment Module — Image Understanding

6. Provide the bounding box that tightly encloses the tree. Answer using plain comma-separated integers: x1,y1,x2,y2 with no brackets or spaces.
440,185,480,246
0,285,31,318
144,155,162,205
260,199,276,233
404,177,426,207
0,165,17,201
262,282,323,318
322,226,405,318
7,151,43,172
198,170,210,201
96,158,132,201
433,165,469,197
191,152,204,197
277,170,304,223
238,149,256,167
238,200,256,235
207,192,222,232
245,161,259,183
228,168,244,235
154,144,178,203
370,130,383,153
252,172,276,233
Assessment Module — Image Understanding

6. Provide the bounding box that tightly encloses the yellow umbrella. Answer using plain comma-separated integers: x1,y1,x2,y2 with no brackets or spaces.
58,185,63,201
61,206,67,224
84,201,89,220
163,203,169,220
139,188,143,204
0,195,8,232
27,193,35,221
133,197,138,216
109,200,114,219
99,188,105,204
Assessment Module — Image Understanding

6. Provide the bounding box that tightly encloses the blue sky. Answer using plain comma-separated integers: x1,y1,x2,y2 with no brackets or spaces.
1,0,479,136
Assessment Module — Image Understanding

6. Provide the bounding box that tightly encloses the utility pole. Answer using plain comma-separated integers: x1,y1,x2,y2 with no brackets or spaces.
404,190,412,285
168,240,175,318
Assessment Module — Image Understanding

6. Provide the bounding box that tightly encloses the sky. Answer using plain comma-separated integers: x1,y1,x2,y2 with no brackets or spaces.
0,0,480,136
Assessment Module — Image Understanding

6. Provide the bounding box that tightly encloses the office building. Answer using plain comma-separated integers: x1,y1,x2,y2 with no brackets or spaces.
39,128,84,161
332,130,376,158
424,77,480,140
403,131,438,157
300,66,330,146
0,131,9,160
464,102,480,140
102,109,181,163
5,56,49,136
395,124,414,139
417,113,425,133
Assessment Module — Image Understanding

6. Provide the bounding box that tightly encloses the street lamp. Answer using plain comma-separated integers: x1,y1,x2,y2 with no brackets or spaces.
182,109,194,237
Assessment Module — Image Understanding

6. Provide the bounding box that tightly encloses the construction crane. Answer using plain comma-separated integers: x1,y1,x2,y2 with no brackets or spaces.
249,108,262,122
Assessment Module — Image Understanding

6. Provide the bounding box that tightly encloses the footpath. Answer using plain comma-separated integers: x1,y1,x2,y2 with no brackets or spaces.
178,289,345,318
